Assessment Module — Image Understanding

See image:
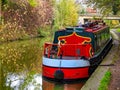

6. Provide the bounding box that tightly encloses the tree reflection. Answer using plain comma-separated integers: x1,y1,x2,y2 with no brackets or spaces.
0,38,49,89
6,73,42,90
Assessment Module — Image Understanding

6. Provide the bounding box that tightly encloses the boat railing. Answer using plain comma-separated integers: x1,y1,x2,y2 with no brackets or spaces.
43,42,93,60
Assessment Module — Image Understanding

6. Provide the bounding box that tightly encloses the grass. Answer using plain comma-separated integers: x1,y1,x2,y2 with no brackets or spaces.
117,28,120,33
98,71,111,90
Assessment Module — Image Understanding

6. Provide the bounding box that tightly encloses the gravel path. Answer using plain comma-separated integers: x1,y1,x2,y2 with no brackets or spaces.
109,59,120,90
108,30,120,90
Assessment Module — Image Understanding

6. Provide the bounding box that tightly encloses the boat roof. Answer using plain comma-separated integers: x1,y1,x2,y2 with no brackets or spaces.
57,21,109,34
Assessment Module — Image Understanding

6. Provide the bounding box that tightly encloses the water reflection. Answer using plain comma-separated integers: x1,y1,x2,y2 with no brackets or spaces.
5,73,85,90
0,38,48,89
6,73,25,89
6,73,42,90
43,79,85,90
1,38,85,90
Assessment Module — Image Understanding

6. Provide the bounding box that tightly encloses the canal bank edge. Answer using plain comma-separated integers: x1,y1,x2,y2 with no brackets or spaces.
81,41,119,90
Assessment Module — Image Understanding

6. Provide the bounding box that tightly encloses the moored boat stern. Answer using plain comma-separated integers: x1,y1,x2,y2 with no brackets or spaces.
42,57,90,80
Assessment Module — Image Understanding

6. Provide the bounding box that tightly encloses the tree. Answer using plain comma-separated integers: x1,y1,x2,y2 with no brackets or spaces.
86,0,120,15
1,0,53,40
1,0,8,6
53,0,80,29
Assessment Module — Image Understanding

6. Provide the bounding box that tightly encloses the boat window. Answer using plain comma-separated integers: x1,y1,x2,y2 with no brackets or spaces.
95,27,110,53
96,34,101,51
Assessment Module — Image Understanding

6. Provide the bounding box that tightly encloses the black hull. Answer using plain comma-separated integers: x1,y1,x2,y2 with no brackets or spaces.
42,76,88,84
89,38,113,75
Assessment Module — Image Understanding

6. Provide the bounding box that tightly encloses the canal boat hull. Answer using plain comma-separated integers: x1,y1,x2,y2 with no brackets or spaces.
43,57,90,80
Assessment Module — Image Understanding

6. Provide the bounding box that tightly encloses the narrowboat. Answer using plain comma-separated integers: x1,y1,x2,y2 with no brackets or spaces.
42,21,112,81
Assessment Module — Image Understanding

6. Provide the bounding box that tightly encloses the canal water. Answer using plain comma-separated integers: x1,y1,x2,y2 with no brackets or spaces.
0,38,85,90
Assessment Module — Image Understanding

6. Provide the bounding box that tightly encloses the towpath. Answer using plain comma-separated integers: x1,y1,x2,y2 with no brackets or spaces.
81,29,120,90
108,30,120,90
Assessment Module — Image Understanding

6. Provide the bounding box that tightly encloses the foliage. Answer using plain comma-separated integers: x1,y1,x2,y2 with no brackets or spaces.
0,22,29,42
37,26,52,37
79,9,86,15
104,20,120,28
28,0,37,7
53,0,80,30
86,0,120,15
1,0,9,6
117,28,120,33
1,0,53,42
98,71,111,90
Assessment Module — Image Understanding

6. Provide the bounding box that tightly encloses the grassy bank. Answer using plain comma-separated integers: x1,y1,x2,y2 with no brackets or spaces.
98,71,111,90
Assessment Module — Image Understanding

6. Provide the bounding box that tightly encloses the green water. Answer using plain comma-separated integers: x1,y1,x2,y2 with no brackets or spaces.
0,38,85,90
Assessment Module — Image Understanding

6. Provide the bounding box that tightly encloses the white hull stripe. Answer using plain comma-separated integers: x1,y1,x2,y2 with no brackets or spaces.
43,57,90,68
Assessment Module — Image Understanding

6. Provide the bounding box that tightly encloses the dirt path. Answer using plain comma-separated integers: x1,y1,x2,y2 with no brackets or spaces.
109,59,120,90
108,30,120,90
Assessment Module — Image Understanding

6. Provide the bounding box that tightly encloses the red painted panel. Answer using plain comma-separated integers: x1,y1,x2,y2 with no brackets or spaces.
58,44,92,58
58,32,91,44
57,32,93,58
43,66,89,79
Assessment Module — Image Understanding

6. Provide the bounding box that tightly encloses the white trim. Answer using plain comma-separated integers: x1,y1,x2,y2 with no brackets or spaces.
43,57,90,68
